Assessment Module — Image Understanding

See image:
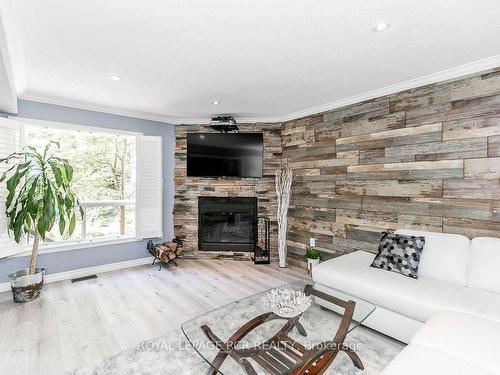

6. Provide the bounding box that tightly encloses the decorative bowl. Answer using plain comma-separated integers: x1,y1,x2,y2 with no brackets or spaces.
266,288,312,318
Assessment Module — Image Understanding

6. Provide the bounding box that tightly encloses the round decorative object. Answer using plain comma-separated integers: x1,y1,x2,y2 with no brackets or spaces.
266,288,312,318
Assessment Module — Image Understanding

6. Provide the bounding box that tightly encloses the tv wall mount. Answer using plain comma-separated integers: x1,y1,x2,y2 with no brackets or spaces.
209,116,239,133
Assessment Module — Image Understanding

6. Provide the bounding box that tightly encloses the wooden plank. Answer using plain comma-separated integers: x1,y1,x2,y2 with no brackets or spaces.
347,160,463,180
314,111,405,141
494,201,500,222
323,97,389,122
359,148,407,165
288,230,334,247
443,115,500,140
327,237,379,254
336,123,442,152
397,214,443,232
289,153,358,169
450,70,500,101
388,80,453,112
406,94,500,126
291,195,362,210
443,218,500,239
346,226,385,244
443,179,500,199
293,180,335,197
385,138,487,162
294,167,347,182
335,179,442,197
464,157,500,179
288,206,336,221
488,135,500,157
336,209,398,228
362,196,493,221
289,216,344,237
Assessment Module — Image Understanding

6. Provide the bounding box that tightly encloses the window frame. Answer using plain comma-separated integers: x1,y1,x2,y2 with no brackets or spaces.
10,117,143,255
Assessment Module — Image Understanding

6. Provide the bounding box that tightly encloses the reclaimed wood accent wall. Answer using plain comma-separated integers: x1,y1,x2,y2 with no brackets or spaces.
282,67,500,261
174,123,282,254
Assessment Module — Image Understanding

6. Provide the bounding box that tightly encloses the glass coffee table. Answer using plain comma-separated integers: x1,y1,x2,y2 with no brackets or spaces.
181,280,376,375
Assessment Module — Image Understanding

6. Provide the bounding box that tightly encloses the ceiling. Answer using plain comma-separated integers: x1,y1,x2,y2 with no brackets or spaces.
1,0,500,123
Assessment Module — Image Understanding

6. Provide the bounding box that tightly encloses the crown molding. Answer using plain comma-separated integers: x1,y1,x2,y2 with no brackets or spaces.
18,54,500,126
273,54,500,123
19,93,180,124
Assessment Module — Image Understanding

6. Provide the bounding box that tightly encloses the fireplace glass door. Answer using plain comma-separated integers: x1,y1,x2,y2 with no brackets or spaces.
198,197,257,251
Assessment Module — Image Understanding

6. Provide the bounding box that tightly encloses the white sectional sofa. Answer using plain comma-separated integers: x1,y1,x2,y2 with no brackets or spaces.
312,230,500,375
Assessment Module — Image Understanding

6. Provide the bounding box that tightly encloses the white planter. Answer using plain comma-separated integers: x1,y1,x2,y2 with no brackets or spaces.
307,258,320,274
8,267,46,303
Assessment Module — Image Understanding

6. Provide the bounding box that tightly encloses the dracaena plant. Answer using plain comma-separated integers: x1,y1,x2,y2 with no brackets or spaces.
0,142,83,275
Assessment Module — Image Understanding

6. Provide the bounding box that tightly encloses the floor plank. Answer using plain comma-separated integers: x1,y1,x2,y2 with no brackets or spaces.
0,259,307,374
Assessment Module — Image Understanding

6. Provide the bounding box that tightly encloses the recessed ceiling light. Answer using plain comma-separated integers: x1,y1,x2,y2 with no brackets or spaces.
374,22,389,32
212,100,220,105
110,75,121,81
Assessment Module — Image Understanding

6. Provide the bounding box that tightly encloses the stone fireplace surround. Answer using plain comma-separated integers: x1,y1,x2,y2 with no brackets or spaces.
174,123,282,259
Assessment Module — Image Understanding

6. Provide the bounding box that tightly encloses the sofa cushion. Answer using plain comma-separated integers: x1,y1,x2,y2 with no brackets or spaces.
445,286,500,324
370,233,425,279
382,344,496,375
395,229,470,285
312,251,463,322
467,237,500,294
411,310,500,375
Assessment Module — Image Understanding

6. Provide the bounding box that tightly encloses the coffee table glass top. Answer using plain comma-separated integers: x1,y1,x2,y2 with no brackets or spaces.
181,280,376,374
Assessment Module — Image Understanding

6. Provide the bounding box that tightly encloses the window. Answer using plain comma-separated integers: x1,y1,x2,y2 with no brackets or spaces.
0,117,163,255
24,124,137,245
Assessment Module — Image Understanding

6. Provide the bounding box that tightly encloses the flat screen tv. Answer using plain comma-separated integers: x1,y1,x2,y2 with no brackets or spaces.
187,133,263,177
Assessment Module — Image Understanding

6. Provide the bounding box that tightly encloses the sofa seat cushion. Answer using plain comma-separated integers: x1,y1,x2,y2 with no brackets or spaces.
445,287,500,323
312,251,463,322
468,237,500,294
395,229,470,285
382,344,496,375
411,311,500,375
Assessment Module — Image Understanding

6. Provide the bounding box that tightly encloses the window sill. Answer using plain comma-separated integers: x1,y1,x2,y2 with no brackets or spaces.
10,237,143,258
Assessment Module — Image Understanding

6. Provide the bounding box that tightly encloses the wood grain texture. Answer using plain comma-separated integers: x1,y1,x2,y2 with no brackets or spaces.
0,260,306,375
282,67,500,259
335,179,442,197
443,116,500,140
443,179,500,199
464,157,500,179
489,135,500,157
347,160,463,180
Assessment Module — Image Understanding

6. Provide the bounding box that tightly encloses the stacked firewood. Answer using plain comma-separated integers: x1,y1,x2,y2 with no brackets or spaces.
155,241,183,263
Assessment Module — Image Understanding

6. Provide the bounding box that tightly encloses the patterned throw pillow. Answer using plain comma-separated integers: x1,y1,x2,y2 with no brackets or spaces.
370,233,425,279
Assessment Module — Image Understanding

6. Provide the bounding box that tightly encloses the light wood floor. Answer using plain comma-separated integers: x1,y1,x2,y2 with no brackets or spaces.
0,259,307,375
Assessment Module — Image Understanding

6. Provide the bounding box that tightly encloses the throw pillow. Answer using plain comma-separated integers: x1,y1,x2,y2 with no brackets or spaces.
370,232,425,279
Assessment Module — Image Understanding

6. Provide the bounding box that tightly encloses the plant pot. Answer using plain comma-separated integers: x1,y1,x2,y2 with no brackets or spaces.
8,268,46,303
307,258,320,274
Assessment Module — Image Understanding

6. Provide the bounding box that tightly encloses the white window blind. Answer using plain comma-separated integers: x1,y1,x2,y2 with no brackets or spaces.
136,135,163,239
0,117,24,258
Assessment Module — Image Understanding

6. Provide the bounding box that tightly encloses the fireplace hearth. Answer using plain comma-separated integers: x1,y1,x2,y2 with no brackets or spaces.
198,197,257,251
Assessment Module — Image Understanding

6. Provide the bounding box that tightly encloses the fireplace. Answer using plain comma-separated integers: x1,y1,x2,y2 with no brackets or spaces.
198,197,257,251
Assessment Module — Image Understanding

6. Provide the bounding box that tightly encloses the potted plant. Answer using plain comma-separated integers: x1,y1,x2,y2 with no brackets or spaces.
305,247,320,274
0,142,82,303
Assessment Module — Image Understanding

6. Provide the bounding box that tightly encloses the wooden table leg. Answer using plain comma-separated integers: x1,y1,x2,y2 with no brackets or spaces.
340,344,364,369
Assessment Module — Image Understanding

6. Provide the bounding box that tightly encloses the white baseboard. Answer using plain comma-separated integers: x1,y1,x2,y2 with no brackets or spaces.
0,257,152,293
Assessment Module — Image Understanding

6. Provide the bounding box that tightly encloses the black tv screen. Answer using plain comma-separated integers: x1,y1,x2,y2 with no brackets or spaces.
187,133,263,177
